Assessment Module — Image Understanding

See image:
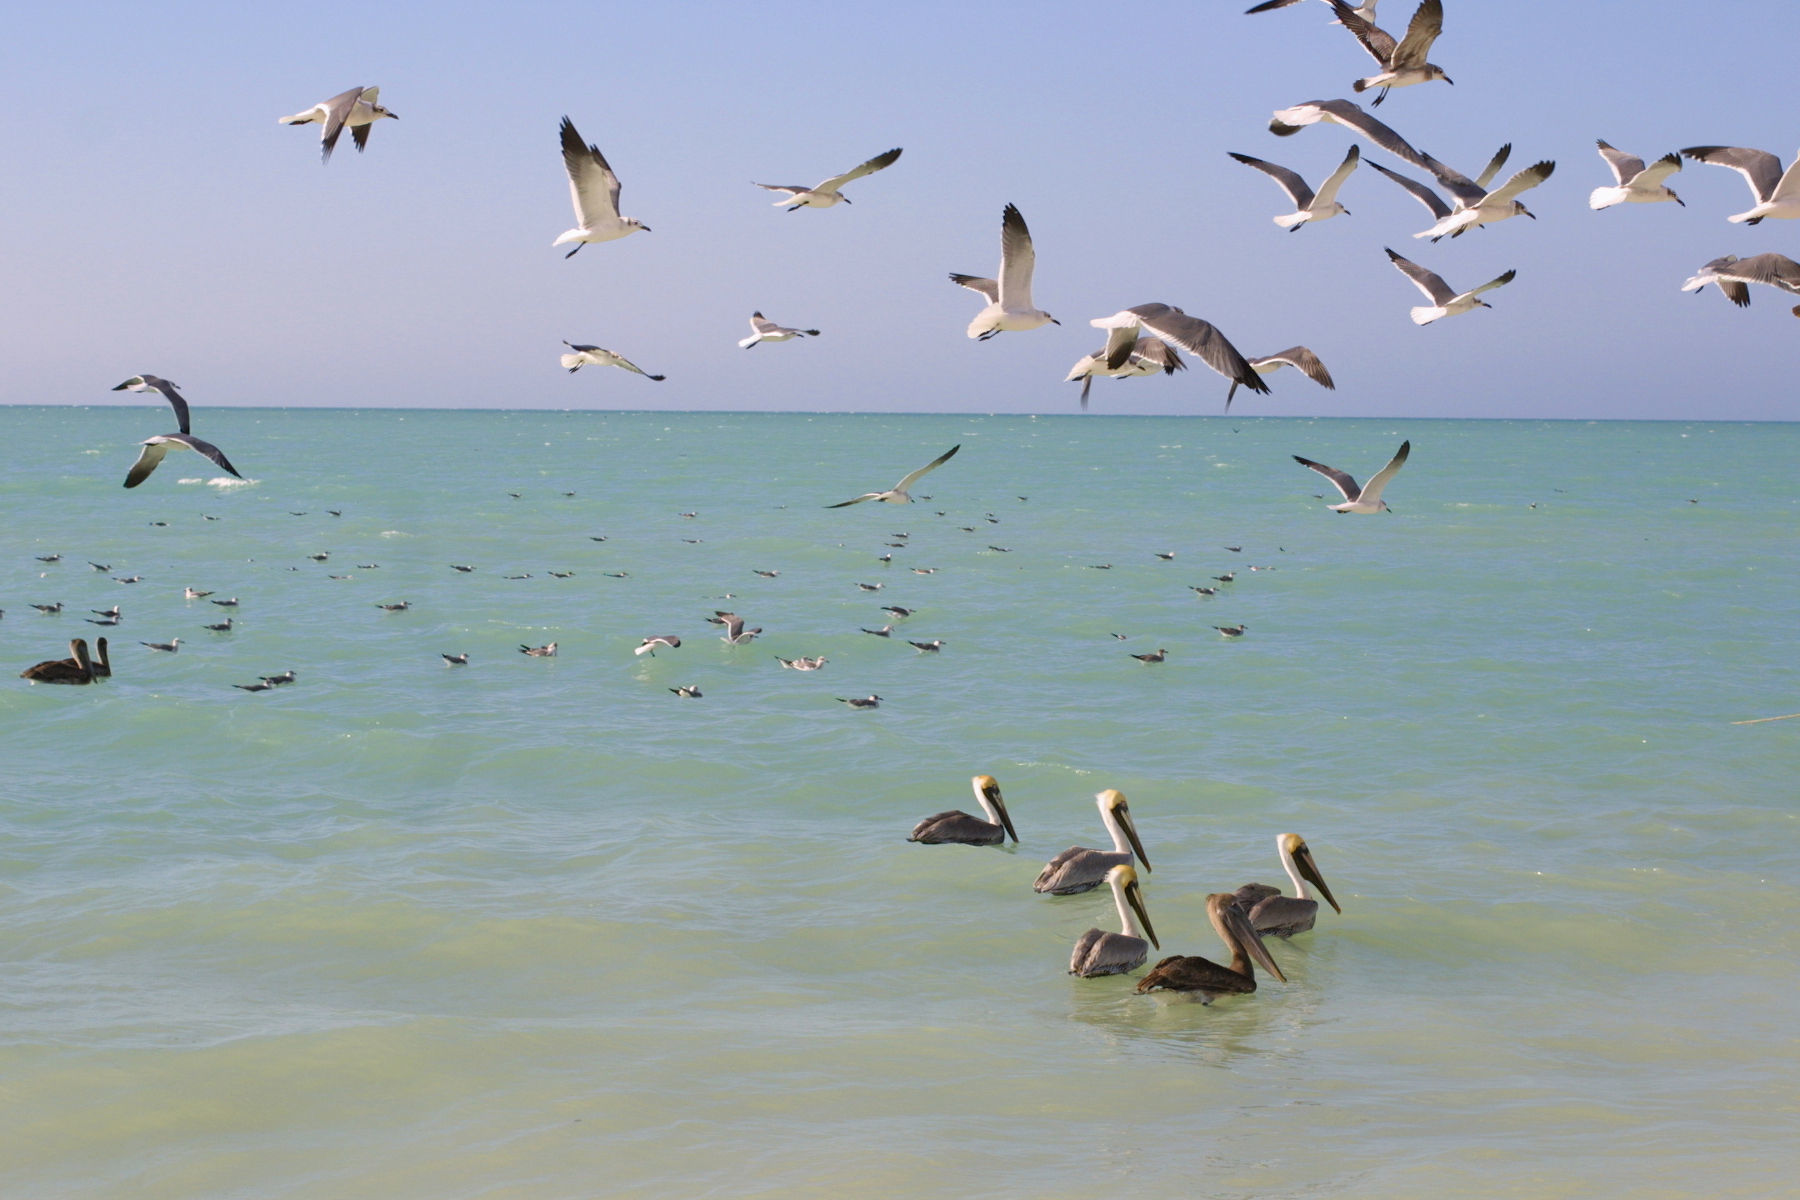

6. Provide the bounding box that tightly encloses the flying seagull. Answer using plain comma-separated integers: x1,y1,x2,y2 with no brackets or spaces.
1294,439,1410,513
278,86,397,162
560,342,665,380
111,376,244,488
755,147,902,210
1066,337,1185,409
1385,248,1514,324
1228,347,1336,409
950,204,1058,339
738,313,820,348
1590,141,1684,209
1269,99,1434,176
554,116,650,257
1412,159,1555,240
827,444,960,508
1088,304,1268,398
1681,253,1800,310
1247,0,1378,19
1228,144,1361,229
1330,0,1450,105
1679,145,1800,224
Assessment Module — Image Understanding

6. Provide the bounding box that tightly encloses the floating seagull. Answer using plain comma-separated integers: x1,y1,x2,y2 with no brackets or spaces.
837,694,882,709
1269,98,1433,174
738,312,820,348
669,685,703,699
775,655,827,671
113,576,142,585
20,638,96,685
908,639,944,653
1088,305,1268,397
442,653,470,666
950,204,1058,339
1228,346,1336,410
519,642,558,657
277,86,397,162
860,625,893,637
1214,624,1249,638
1135,893,1286,1003
1681,253,1800,309
1680,145,1800,224
376,601,410,612
31,603,64,614
450,564,475,573
1190,585,1218,596
554,116,650,257
880,605,915,618
1130,648,1168,663
184,587,213,599
1331,0,1449,105
1590,141,1684,209
635,635,682,656
91,606,120,619
827,444,960,508
203,618,233,632
1034,789,1151,895
560,341,665,380
1228,144,1360,229
1385,249,1513,325
755,146,902,210
1233,832,1342,937
260,671,297,686
210,597,239,607
709,612,761,644
234,680,275,692
140,638,179,652
88,562,110,572
1069,864,1159,977
111,376,243,488
1295,439,1410,512
1065,337,1185,409
908,775,1017,845
35,554,61,562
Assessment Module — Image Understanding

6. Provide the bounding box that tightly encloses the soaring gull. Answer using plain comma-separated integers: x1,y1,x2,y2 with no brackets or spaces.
950,204,1058,339
111,375,244,488
1590,141,1684,209
1294,439,1410,513
827,444,960,508
755,147,902,210
278,86,397,162
1384,248,1514,324
1680,145,1800,224
1088,304,1268,398
554,116,650,257
1228,144,1361,229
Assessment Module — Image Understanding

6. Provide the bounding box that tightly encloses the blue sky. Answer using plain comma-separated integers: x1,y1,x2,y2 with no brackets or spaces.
4,1,1797,419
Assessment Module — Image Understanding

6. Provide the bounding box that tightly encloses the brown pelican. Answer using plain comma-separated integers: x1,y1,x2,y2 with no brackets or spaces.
87,637,111,678
1233,832,1342,938
908,775,1017,845
1034,789,1151,895
1069,864,1159,977
21,638,95,684
1136,892,1287,1003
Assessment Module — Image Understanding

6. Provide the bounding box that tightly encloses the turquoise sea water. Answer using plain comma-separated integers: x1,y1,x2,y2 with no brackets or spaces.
3,407,1797,1199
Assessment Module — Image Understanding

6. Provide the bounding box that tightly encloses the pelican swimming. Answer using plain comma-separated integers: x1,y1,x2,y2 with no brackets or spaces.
907,774,1017,845
86,637,112,678
1135,892,1287,1003
1034,788,1151,895
21,638,96,684
1233,832,1342,937
1069,864,1159,977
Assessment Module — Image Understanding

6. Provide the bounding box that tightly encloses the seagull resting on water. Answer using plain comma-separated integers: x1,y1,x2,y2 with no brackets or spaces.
278,86,397,162
1385,249,1514,325
755,147,902,210
554,116,649,257
827,444,960,507
1294,439,1410,513
560,342,665,380
111,376,244,488
951,204,1058,339
738,313,820,348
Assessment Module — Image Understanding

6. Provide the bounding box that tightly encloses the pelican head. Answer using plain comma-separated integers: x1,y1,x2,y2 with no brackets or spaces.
1208,893,1285,983
1107,864,1159,949
1097,788,1150,871
1279,832,1341,914
972,774,1018,843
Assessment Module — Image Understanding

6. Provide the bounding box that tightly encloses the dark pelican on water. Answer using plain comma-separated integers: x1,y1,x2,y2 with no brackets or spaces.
1136,892,1287,1003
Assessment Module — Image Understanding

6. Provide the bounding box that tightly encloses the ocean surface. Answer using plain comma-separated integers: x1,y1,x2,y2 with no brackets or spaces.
2,407,1796,1199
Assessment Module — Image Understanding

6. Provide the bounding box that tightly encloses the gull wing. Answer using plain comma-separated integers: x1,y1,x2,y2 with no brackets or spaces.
1418,150,1487,206
1723,253,1800,294
825,493,882,508
1483,160,1556,205
1292,453,1363,502
1134,338,1185,375
1228,152,1316,209
816,147,902,192
1368,161,1452,219
949,273,999,302
178,433,243,480
113,375,192,433
1595,140,1644,186
1474,143,1512,190
1683,257,1752,306
749,313,781,337
753,183,807,197
1332,1,1398,64
609,353,661,380
316,85,366,162
1268,99,1432,174
123,440,173,488
1390,0,1444,67
996,204,1037,310
1357,440,1410,506
561,117,623,226
1465,268,1517,300
1633,151,1683,188
1385,247,1456,305
1132,306,1269,395
1245,0,1305,10
1100,321,1145,370
1682,146,1783,201
1250,347,1335,389
1313,144,1362,205
892,444,961,493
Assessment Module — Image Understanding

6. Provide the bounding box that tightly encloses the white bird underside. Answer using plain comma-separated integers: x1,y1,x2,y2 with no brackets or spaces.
1414,160,1555,240
739,312,820,348
827,444,960,507
755,147,902,209
1294,439,1409,512
1681,145,1800,224
560,342,664,380
1269,99,1435,177
952,203,1056,338
278,86,395,161
124,435,243,489
1385,248,1514,324
1090,304,1268,397
1066,339,1185,409
1591,141,1683,209
1229,144,1361,229
555,116,648,255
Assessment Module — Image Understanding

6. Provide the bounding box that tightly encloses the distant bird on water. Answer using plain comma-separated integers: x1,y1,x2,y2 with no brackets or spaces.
140,638,180,652
560,342,665,380
908,775,1018,845
520,642,558,657
111,376,243,488
669,685,703,699
1135,892,1287,1003
1130,648,1168,663
837,694,883,709
442,653,470,666
827,444,960,508
1295,439,1409,513
755,146,902,210
554,116,650,256
950,204,1059,339
1069,864,1159,977
278,85,397,162
738,312,820,348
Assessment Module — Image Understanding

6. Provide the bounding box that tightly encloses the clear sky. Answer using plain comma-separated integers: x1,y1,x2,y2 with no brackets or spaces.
5,1,1797,420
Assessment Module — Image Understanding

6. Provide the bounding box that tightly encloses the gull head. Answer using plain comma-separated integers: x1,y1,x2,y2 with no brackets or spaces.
627,218,652,233
373,103,399,121
1516,202,1536,221
1430,67,1454,87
